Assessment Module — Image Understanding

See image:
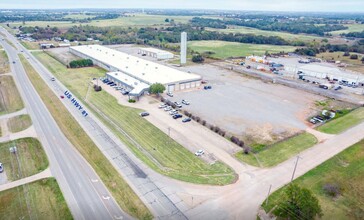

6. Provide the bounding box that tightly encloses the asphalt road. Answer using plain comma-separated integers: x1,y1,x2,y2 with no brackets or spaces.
0,28,130,220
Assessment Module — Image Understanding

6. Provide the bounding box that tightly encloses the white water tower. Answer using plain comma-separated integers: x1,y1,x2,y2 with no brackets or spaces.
180,32,187,65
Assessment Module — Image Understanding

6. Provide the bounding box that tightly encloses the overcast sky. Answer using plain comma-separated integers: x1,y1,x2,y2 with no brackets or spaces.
1,0,364,12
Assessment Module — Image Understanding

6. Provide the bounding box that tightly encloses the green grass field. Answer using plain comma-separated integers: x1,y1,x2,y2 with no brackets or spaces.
317,108,364,134
0,178,72,220
7,114,32,133
0,138,49,181
188,40,297,59
207,26,324,43
0,75,24,116
32,51,236,185
262,139,364,220
0,50,10,74
236,132,318,167
330,24,364,35
9,14,194,29
20,54,152,219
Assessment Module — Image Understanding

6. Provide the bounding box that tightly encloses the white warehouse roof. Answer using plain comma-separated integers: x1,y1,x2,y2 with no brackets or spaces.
71,45,200,85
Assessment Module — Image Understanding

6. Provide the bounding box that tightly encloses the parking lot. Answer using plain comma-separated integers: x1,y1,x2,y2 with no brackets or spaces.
168,64,324,144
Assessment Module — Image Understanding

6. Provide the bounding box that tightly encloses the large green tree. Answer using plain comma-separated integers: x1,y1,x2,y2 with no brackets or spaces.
149,83,165,95
274,184,322,220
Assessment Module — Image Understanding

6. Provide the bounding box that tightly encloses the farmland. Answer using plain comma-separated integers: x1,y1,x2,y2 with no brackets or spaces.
207,26,324,43
0,75,24,115
188,40,297,59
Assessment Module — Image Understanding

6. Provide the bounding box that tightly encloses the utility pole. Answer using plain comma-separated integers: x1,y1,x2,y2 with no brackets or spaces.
291,155,301,182
265,184,272,206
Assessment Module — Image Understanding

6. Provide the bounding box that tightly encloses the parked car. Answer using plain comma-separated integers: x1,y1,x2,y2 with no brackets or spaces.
182,99,190,105
167,92,174,97
182,118,191,123
0,162,3,173
51,77,55,81
121,90,129,95
169,110,178,115
195,150,204,156
172,114,182,119
174,102,182,108
164,106,172,111
60,95,65,99
158,104,167,108
204,85,212,90
309,118,319,124
139,112,149,117
334,86,342,91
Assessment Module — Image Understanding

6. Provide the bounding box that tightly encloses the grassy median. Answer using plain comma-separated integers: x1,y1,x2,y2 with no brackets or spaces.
262,139,364,220
317,107,364,134
0,137,49,181
20,54,152,219
236,132,318,167
7,114,32,133
32,51,236,185
0,75,24,115
0,50,10,74
0,178,72,220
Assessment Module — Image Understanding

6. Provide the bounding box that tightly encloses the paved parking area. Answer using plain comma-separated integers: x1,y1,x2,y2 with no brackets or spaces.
168,64,324,143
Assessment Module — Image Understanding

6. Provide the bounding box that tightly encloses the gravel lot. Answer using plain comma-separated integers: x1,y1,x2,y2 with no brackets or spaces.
168,64,324,143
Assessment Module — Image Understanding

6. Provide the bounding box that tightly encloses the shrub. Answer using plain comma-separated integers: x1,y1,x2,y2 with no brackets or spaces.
202,120,206,126
350,54,358,60
69,59,93,68
93,85,102,92
192,54,204,63
210,125,215,131
128,99,136,103
323,183,341,197
238,140,245,148
191,115,196,120
214,126,220,133
219,130,226,137
343,52,350,57
160,97,166,102
231,136,238,143
195,117,201,123
243,146,251,154
184,110,189,116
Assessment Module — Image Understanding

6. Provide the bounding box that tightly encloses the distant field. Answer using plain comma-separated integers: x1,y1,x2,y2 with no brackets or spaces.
262,139,364,220
64,13,96,19
188,40,297,59
330,23,364,35
8,14,194,29
0,138,48,181
0,75,24,115
316,51,364,73
207,26,324,43
0,178,72,220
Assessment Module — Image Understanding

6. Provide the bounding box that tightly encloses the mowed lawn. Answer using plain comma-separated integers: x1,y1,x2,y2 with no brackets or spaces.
0,138,49,181
9,14,193,29
0,178,72,220
318,108,364,134
207,26,323,43
20,54,152,219
32,51,236,185
0,50,10,74
7,114,32,133
188,40,297,59
263,139,364,220
0,75,24,115
236,132,318,167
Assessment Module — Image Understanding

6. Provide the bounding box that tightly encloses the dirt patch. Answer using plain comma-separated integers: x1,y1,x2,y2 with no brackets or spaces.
46,47,79,66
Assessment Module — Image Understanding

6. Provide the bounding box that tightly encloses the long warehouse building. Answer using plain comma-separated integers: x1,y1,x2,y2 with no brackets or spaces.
70,45,201,96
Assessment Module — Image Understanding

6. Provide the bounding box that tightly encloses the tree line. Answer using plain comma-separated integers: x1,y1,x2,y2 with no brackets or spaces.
69,59,93,68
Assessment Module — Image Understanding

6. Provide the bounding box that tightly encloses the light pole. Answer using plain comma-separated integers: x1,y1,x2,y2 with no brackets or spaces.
291,155,302,182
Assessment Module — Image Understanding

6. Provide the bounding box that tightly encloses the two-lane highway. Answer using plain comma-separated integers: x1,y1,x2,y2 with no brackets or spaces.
0,28,130,220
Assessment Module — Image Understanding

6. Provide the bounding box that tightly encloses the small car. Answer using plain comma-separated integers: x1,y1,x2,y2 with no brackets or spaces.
182,100,190,105
158,104,167,108
182,118,191,123
60,95,65,99
195,150,204,156
167,92,174,97
51,77,55,81
139,112,149,117
0,162,3,173
172,114,182,119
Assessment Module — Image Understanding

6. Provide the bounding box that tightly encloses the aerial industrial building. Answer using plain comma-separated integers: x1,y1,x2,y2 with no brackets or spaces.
70,45,201,97
138,47,174,60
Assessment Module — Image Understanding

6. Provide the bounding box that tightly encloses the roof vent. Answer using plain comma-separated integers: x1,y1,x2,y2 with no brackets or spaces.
126,66,128,68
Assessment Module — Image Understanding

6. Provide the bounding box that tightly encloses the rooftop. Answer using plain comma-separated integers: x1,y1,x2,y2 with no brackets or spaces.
71,45,200,85
139,47,174,55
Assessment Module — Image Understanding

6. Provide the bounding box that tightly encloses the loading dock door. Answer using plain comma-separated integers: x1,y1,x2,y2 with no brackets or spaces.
168,84,175,92
185,83,191,89
180,83,185,90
